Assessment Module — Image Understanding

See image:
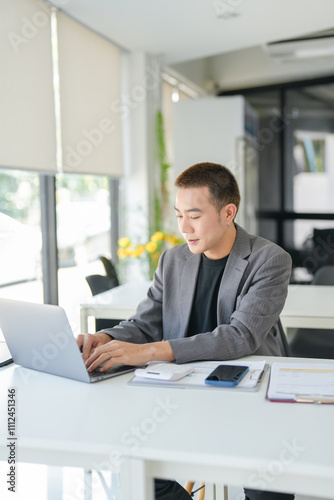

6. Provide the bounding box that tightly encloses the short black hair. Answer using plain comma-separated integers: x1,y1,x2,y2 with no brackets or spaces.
175,162,240,213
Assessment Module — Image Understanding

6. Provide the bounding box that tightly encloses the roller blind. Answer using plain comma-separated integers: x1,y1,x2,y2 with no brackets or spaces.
0,0,57,172
57,12,123,176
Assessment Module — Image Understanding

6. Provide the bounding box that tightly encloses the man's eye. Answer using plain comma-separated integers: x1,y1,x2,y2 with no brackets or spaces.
191,216,200,220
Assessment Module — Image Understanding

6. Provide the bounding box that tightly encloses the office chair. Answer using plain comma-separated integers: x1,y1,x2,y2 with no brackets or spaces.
85,274,116,296
99,256,120,287
289,265,334,359
312,229,334,271
277,317,290,357
85,273,122,331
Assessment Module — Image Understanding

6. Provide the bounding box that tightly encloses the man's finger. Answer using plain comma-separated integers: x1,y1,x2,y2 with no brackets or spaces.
86,350,113,372
76,333,84,349
85,343,106,368
81,334,96,360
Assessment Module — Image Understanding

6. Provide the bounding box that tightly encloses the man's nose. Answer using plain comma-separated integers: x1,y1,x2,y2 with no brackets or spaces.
180,218,194,234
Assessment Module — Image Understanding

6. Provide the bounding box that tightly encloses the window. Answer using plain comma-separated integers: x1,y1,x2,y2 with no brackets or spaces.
220,77,334,282
0,169,43,299
286,86,334,250
0,3,122,321
56,173,112,331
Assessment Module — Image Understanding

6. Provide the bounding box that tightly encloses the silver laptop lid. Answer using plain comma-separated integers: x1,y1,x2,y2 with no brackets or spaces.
0,298,91,382
0,341,12,365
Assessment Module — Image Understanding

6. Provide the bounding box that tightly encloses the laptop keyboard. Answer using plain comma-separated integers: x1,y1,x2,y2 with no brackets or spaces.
88,364,135,379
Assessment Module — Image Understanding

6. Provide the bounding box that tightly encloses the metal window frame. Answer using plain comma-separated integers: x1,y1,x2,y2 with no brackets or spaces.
40,173,120,305
218,74,334,248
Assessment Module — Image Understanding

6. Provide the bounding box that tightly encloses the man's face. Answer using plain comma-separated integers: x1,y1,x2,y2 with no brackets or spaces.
175,186,230,260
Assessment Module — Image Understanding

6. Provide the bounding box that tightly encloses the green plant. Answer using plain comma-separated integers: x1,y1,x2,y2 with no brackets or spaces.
153,110,171,232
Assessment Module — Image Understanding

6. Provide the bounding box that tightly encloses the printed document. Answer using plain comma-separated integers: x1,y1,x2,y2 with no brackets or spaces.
267,362,334,402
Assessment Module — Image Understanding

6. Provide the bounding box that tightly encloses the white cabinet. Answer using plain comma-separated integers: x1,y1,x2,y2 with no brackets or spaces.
172,96,259,234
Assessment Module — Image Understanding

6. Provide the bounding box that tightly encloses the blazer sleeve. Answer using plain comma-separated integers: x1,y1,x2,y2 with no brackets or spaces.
168,248,292,363
98,258,165,344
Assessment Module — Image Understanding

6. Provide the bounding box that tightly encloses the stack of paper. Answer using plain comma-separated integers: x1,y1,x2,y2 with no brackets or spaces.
267,362,334,403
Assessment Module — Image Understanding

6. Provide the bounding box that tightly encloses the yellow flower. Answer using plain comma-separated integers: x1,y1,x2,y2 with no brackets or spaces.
151,231,164,242
118,237,130,248
125,245,136,257
117,248,127,259
145,241,158,253
133,245,145,257
118,231,183,270
172,233,182,244
164,233,182,245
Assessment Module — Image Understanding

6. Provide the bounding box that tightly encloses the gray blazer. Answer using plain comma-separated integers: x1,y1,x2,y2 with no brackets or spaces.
104,225,292,363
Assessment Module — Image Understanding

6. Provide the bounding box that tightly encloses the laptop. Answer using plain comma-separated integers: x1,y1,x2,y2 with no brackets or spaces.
0,341,13,367
0,298,136,383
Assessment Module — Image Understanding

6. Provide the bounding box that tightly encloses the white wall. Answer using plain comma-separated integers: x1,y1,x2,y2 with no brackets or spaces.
172,96,244,176
172,96,259,231
119,51,161,280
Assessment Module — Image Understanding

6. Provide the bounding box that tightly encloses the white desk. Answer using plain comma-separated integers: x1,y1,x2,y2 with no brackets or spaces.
80,280,152,333
1,356,334,500
280,285,334,333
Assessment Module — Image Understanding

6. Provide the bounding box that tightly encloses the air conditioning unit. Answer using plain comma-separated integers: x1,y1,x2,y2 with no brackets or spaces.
263,33,334,62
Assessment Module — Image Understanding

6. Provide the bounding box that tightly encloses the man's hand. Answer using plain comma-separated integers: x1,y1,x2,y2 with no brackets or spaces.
84,339,175,372
76,332,112,361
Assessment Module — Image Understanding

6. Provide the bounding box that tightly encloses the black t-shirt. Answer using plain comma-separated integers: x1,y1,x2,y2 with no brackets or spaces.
186,253,229,337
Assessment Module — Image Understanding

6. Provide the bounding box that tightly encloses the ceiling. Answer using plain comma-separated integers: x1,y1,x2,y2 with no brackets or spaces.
48,0,334,65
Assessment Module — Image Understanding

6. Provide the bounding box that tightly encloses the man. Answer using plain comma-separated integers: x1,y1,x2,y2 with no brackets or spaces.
77,162,293,500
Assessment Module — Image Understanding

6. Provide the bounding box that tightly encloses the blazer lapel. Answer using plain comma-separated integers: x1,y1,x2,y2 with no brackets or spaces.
178,251,201,337
217,225,251,324
174,225,252,335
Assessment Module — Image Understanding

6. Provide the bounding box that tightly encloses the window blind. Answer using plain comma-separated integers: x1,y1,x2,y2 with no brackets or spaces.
0,0,57,172
56,12,123,176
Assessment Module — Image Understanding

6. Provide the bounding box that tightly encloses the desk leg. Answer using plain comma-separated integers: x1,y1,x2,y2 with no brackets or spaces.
80,309,89,334
120,457,154,500
83,469,93,500
47,466,63,500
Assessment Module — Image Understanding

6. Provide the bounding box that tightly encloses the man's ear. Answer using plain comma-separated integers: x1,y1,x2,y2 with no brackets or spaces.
224,203,237,223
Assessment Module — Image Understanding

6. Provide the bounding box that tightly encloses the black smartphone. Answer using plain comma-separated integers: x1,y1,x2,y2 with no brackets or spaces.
205,364,249,387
